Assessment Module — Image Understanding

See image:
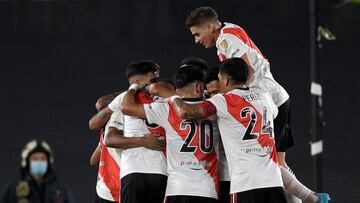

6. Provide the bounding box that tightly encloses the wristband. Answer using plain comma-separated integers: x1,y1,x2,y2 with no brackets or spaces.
129,84,140,91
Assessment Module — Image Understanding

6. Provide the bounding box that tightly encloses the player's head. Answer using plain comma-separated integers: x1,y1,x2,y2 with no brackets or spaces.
204,66,220,98
218,58,248,93
174,65,204,99
186,6,221,48
126,60,160,86
156,79,176,90
180,56,208,76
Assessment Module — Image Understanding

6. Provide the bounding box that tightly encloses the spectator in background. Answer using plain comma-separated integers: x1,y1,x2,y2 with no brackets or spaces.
1,140,73,203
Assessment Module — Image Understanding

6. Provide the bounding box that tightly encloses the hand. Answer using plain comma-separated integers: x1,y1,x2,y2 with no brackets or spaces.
141,133,166,151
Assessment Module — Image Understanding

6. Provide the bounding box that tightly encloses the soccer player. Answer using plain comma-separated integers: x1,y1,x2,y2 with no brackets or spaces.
121,66,220,203
89,93,122,203
185,6,294,171
106,60,167,203
171,58,287,203
204,66,230,203
173,58,330,203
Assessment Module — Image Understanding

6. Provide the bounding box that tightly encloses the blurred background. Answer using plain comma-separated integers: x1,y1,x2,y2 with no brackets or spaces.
0,0,359,202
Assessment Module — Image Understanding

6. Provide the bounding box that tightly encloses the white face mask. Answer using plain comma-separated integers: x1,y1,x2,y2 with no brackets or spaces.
30,161,48,176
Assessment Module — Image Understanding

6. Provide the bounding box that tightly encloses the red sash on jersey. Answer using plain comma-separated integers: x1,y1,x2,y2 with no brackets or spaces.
223,93,277,163
167,102,219,196
136,90,167,157
218,27,267,61
98,129,120,201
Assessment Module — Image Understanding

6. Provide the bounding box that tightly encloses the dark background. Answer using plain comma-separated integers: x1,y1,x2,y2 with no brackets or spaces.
0,1,359,202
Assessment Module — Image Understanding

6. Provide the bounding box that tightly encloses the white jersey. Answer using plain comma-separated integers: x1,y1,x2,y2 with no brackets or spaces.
144,99,220,199
208,88,283,194
96,94,124,201
216,22,289,107
119,93,167,178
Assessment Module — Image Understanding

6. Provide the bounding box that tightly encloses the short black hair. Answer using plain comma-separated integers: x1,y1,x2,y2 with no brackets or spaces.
180,56,208,74
204,66,220,84
126,60,160,79
186,6,218,29
174,65,204,89
156,79,176,90
219,58,248,84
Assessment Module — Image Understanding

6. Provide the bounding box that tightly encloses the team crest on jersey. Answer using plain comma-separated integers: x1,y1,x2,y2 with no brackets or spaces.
220,39,228,49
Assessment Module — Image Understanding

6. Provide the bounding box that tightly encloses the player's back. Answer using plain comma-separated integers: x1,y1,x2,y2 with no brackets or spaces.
144,99,220,199
120,90,167,179
208,87,283,194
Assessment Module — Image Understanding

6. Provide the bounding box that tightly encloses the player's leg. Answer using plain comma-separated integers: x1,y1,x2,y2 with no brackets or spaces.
218,181,230,203
274,99,294,169
144,174,167,203
281,166,332,203
120,173,146,203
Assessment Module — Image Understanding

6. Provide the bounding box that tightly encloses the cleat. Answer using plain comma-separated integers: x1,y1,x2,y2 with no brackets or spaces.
316,193,331,203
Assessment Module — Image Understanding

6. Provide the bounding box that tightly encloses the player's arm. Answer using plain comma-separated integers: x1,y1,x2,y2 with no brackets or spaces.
89,144,101,166
105,127,165,151
171,96,217,120
95,92,121,111
240,52,255,87
120,85,146,119
148,83,177,98
89,107,113,130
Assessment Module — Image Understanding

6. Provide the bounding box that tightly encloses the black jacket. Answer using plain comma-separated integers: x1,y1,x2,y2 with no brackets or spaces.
1,169,73,203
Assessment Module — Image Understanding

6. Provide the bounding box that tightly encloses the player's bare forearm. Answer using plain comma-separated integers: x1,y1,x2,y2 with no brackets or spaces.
95,91,121,111
172,97,205,120
121,89,146,119
90,144,101,166
89,107,113,130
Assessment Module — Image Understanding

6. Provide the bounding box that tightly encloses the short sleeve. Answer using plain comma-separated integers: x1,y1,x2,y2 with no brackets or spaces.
207,94,227,118
219,34,249,59
108,92,125,112
107,110,124,130
144,101,169,126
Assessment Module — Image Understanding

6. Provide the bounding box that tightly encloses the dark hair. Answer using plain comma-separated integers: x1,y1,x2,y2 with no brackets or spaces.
186,6,218,29
219,58,248,84
126,60,160,79
156,79,176,90
180,56,208,74
174,65,204,89
204,66,220,84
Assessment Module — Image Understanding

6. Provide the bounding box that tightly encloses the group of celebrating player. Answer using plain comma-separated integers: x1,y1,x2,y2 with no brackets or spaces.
88,6,330,203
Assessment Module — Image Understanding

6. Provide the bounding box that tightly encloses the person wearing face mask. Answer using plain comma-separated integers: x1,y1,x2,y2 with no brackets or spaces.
1,140,74,203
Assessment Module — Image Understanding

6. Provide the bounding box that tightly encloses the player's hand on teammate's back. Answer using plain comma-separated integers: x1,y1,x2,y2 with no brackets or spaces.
142,133,166,151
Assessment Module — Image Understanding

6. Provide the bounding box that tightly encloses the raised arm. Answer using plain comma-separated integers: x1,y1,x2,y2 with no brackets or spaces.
121,85,146,119
171,96,217,120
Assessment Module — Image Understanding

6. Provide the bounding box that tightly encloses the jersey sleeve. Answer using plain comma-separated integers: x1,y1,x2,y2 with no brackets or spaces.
263,91,278,119
207,94,227,118
108,92,125,112
143,101,169,126
107,110,124,130
219,34,249,59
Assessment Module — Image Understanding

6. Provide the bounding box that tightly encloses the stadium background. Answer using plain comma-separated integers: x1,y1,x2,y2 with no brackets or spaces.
0,0,359,202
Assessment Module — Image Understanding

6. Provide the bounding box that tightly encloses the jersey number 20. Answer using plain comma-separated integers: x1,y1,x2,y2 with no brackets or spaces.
179,120,214,153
